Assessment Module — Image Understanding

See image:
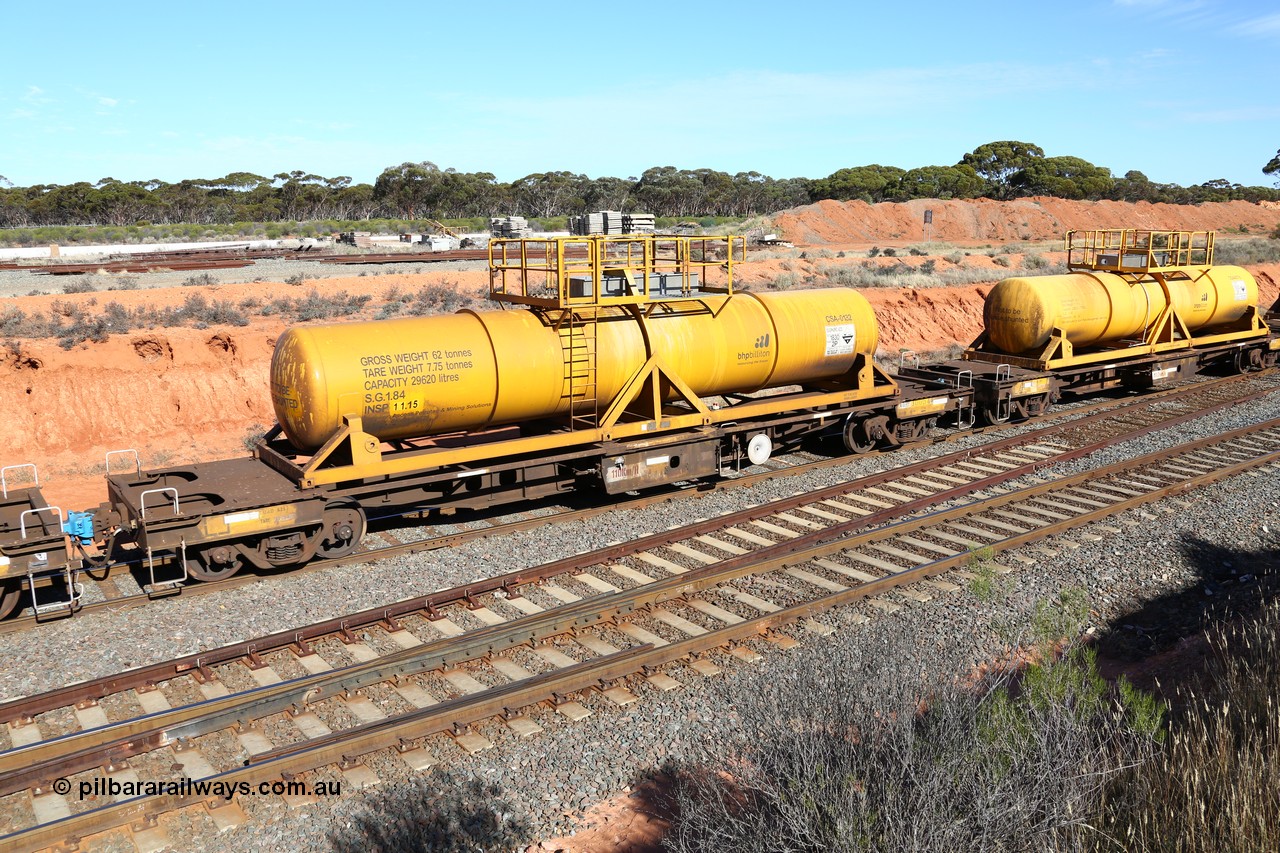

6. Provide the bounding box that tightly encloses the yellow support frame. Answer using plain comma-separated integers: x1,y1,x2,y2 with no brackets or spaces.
285,353,893,488
965,307,1267,371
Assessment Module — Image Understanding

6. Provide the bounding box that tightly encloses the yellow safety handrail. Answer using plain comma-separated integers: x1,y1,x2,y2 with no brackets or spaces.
1065,229,1214,272
488,234,745,309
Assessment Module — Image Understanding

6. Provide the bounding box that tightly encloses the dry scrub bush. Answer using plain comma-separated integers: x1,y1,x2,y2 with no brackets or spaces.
61,278,98,294
1215,237,1280,265
665,593,1163,853
406,282,481,315
328,770,532,853
819,262,1033,290
260,289,371,322
906,242,956,255
1096,599,1280,852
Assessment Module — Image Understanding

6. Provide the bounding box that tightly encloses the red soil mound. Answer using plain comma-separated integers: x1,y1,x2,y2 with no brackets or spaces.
774,198,1280,245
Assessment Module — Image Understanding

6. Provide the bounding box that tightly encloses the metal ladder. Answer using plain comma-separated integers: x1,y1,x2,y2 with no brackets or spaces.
27,564,83,620
562,307,599,430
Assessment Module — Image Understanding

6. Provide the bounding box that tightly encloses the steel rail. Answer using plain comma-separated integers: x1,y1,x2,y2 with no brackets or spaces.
5,417,1279,852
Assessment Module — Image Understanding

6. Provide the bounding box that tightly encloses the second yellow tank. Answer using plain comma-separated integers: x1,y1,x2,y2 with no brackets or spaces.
983,265,1258,354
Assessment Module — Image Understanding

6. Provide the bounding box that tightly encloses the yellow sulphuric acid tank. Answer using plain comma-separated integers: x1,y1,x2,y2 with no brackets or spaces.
983,265,1259,354
271,288,879,451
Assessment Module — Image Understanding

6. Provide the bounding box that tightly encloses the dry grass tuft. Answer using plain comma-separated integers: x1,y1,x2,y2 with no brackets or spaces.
1098,599,1280,851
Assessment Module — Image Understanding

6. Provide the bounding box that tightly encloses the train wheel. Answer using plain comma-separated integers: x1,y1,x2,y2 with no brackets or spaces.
842,416,877,454
1235,347,1265,374
0,580,22,620
317,502,366,559
190,545,242,582
978,406,1010,426
1027,392,1052,419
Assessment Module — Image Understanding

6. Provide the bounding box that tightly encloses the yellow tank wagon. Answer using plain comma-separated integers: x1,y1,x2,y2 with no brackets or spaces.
257,235,941,493
967,229,1270,371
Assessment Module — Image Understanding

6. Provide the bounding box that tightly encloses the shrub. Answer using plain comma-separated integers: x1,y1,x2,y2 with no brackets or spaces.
0,308,47,338
920,259,937,275
867,246,881,258
945,251,964,265
242,425,268,451
407,283,473,315
267,288,372,322
772,272,797,289
327,771,532,853
61,279,97,294
1097,599,1280,850
1214,237,1280,265
993,256,1011,267
111,276,140,290
665,592,1161,853
284,272,307,286
182,272,218,287
102,301,132,334
881,247,897,257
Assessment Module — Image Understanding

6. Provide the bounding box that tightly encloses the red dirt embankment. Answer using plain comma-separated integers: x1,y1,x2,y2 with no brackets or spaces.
775,197,1280,245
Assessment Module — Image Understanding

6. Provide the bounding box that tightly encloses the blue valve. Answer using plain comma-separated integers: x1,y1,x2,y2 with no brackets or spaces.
63,510,95,545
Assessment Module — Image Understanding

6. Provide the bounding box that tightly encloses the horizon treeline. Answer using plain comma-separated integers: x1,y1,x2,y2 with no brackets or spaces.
2,141,1277,228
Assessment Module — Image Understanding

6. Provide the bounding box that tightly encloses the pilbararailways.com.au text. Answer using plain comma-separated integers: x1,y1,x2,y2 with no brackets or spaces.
56,776,340,801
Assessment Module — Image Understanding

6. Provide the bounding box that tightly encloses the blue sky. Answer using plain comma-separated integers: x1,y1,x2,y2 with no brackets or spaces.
2,0,1278,189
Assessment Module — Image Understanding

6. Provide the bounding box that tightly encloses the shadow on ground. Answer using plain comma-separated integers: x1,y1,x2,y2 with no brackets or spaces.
1093,534,1280,689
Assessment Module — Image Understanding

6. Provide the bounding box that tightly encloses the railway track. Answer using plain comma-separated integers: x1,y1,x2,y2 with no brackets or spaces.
2,398,1279,850
7,370,1273,634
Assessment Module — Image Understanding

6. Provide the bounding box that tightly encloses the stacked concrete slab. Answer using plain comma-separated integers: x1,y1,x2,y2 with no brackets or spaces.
490,216,533,238
623,213,655,233
568,211,656,235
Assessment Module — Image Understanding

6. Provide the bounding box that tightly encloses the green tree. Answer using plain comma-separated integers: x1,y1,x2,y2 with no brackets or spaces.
1012,155,1114,200
93,178,155,225
633,166,710,216
332,182,378,220
373,161,445,218
1111,169,1157,202
580,175,634,211
1264,149,1280,186
960,140,1045,199
888,164,985,200
807,164,905,202
510,171,584,217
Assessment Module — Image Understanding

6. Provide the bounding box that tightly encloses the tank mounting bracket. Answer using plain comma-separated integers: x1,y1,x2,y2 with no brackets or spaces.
598,354,713,441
